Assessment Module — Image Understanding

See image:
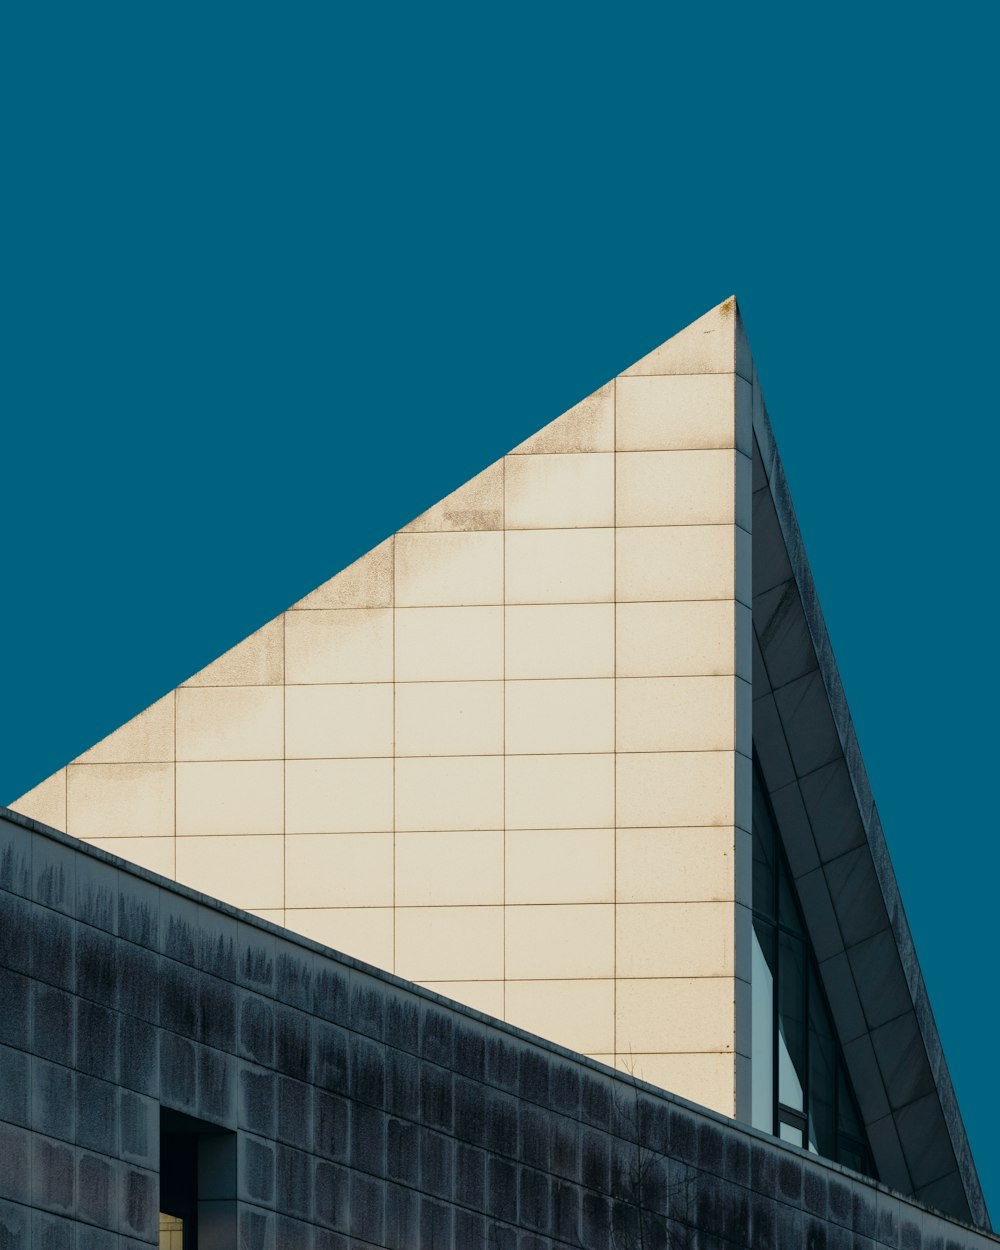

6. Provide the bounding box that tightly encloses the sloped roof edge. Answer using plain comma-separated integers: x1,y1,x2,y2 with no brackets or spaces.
751,386,989,1230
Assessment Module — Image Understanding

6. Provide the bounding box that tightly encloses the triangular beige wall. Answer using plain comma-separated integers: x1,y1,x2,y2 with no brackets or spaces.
13,297,754,1119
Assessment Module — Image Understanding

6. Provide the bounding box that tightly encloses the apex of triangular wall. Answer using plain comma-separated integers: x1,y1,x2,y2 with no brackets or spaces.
623,296,752,382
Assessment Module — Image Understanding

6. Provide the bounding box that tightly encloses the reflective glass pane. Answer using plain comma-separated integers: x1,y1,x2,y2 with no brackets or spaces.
752,768,776,921
779,1121,804,1148
808,969,836,1157
837,1060,864,1139
751,920,775,1132
777,853,803,935
777,932,806,1111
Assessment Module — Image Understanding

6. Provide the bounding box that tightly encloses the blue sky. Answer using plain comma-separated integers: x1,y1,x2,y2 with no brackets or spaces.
3,4,996,1217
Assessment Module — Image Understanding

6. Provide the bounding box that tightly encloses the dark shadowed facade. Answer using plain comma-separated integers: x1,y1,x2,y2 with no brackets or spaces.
1,808,997,1250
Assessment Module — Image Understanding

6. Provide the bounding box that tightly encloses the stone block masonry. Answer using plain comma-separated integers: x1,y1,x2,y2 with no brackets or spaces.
2,807,996,1250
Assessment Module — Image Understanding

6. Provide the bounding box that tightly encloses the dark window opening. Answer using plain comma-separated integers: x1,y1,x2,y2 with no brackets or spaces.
160,1109,237,1250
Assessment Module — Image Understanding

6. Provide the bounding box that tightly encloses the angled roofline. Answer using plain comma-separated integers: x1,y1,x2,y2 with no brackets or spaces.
749,376,989,1229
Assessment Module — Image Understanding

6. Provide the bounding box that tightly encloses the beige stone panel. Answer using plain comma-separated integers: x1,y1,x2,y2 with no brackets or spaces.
506,754,614,830
617,903,734,978
504,453,614,529
395,756,503,832
183,618,284,686
176,687,283,762
396,906,504,981
616,601,735,678
395,682,503,757
617,752,734,828
77,694,174,764
616,978,734,1054
616,526,734,602
509,381,614,455
288,907,394,969
175,834,284,911
616,676,734,753
616,828,735,903
505,980,615,1054
395,607,503,682
285,608,392,684
175,761,282,836
285,758,393,834
396,830,503,906
89,836,174,877
505,605,614,680
616,1052,734,1116
506,829,614,904
506,904,614,980
616,374,736,451
622,298,739,377
394,531,503,608
616,451,734,527
505,529,614,604
10,769,67,830
248,909,286,926
285,684,393,759
291,538,394,610
418,981,505,1018
285,832,393,907
402,461,504,532
68,763,174,839
506,679,614,755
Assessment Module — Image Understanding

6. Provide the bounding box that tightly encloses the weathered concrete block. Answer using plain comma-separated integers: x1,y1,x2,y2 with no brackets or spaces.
240,1066,276,1138
239,1135,275,1206
350,976,384,1043
76,927,118,1009
119,1015,158,1097
349,1172,384,1244
312,1021,347,1095
418,1127,453,1200
76,1151,115,1229
30,910,75,993
273,1007,310,1082
197,1044,235,1126
0,895,33,976
75,1075,116,1156
0,1122,31,1204
420,1061,453,1133
0,968,30,1050
32,1136,75,1214
159,1032,197,1113
275,1145,312,1221
120,1165,157,1242
312,1090,348,1163
32,1058,75,1143
0,1045,30,1128
76,1001,119,1083
120,1090,158,1168
386,1118,419,1187
313,1160,349,1233
348,1035,384,1109
348,1102,386,1178
418,1194,452,1250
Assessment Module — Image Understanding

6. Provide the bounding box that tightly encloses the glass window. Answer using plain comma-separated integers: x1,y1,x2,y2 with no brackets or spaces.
777,931,806,1113
807,968,836,1158
752,760,876,1180
751,919,775,1132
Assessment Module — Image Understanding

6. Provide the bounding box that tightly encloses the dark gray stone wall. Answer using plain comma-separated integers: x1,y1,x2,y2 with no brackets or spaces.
1,810,996,1250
